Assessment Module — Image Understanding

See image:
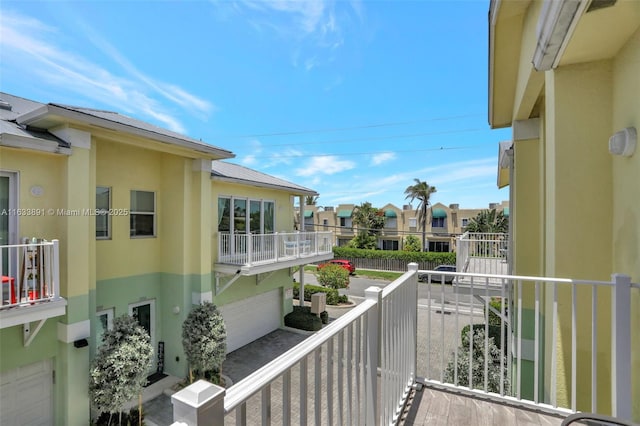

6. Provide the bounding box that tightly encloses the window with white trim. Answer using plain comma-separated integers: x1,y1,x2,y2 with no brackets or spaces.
96,186,111,239
408,217,417,228
96,308,114,346
218,196,275,234
130,190,156,237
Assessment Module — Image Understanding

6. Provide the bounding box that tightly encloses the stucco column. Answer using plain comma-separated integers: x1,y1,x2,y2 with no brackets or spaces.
51,127,93,425
543,60,613,414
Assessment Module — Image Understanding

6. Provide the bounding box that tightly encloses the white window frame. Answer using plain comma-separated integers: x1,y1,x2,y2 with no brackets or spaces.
384,217,397,228
96,186,111,240
128,299,156,352
96,307,114,345
218,196,276,235
130,190,156,238
461,218,469,227
408,217,417,228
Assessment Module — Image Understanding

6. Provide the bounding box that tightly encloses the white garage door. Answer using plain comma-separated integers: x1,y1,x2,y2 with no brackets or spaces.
220,289,281,353
0,359,53,426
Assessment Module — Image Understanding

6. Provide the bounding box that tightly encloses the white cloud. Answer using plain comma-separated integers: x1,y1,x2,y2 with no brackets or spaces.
295,155,356,177
371,152,396,165
0,10,214,133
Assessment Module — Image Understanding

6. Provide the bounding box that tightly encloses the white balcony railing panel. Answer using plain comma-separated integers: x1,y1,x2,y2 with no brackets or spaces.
416,269,637,419
218,231,333,266
0,239,61,309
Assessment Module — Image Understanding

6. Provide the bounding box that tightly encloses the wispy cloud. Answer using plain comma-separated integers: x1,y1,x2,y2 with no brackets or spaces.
224,0,362,71
295,155,356,177
0,10,214,133
371,152,396,165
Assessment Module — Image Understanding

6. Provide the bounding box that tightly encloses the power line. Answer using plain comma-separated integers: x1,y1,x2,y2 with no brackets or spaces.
215,113,484,138
233,127,485,149
243,144,482,160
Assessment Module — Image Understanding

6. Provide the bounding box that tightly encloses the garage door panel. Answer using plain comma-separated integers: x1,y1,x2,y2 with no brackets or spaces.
220,289,281,353
0,359,53,426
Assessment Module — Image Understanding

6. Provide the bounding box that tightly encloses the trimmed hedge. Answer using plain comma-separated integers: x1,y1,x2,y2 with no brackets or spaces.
284,306,322,331
332,247,456,265
292,283,349,305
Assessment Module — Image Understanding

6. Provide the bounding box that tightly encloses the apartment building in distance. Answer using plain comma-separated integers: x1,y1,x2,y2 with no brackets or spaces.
301,200,509,252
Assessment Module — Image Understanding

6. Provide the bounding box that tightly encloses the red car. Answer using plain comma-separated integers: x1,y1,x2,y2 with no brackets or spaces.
318,259,356,275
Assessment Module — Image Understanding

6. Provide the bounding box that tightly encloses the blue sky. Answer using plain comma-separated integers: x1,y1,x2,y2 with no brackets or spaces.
0,0,510,210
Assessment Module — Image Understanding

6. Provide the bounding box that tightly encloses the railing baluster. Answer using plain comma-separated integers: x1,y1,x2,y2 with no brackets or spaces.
354,318,361,425
484,276,489,393
517,279,522,400
327,338,334,425
337,331,344,425
236,402,247,426
314,348,322,425
299,356,307,426
534,281,540,404
283,370,291,426
261,385,271,426
591,284,597,413
347,324,353,425
571,282,577,411
551,281,558,407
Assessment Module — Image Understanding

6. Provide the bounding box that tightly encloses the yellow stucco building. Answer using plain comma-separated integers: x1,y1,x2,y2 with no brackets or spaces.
490,0,639,419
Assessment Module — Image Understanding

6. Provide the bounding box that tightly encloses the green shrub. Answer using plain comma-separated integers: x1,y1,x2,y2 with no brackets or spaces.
487,297,504,326
292,283,348,305
284,306,322,331
445,328,509,393
181,302,227,384
461,324,503,349
317,263,349,289
332,246,456,266
320,311,329,324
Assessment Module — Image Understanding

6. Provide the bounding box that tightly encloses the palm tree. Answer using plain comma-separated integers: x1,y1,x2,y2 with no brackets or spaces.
465,209,508,233
404,179,437,251
304,195,319,206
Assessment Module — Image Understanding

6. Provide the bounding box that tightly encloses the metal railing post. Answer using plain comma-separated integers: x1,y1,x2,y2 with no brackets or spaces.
171,380,226,426
611,273,632,419
52,240,60,299
408,262,419,383
365,286,382,426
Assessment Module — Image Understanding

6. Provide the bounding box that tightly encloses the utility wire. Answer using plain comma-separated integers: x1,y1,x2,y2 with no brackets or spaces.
233,127,485,149
243,144,482,160
215,113,484,138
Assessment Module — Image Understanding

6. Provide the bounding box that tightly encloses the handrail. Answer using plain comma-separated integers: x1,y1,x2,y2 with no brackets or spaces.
224,298,377,412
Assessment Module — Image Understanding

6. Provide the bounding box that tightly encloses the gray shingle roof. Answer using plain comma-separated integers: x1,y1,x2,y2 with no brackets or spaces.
0,92,233,158
212,161,318,196
50,103,232,156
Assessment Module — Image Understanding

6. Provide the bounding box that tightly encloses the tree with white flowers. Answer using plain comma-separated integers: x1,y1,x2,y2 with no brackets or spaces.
182,302,227,384
89,315,153,425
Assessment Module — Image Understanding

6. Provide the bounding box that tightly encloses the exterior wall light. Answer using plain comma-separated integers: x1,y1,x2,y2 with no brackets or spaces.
609,127,637,157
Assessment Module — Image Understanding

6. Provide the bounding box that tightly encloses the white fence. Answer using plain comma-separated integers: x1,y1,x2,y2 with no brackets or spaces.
171,265,419,426
218,231,333,266
0,239,60,308
456,232,508,275
417,269,637,419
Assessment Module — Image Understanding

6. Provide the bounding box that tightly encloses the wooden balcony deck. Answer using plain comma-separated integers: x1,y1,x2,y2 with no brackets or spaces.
400,386,564,426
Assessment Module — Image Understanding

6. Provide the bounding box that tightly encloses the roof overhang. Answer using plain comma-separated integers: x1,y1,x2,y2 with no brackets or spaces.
16,104,234,159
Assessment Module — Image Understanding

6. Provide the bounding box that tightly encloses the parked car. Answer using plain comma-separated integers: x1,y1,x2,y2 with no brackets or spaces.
418,265,456,283
318,259,356,275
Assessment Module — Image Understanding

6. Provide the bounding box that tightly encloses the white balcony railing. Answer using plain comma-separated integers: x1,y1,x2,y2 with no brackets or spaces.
170,267,637,425
1,239,61,309
171,265,420,425
417,269,637,420
217,231,333,266
457,232,508,274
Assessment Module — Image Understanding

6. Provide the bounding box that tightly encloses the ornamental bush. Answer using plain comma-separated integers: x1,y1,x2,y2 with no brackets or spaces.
182,302,227,384
317,263,350,289
284,306,322,331
292,283,349,305
444,328,509,393
89,315,153,425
